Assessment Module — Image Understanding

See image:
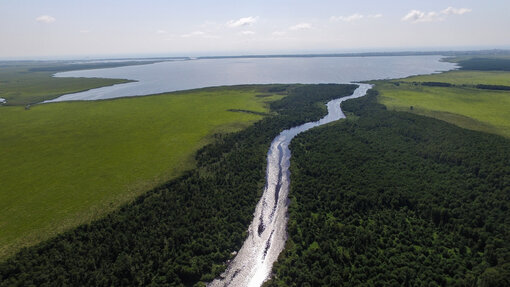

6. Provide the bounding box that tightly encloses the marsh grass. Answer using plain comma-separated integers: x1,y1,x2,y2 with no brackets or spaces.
375,71,510,138
0,62,132,105
0,85,283,260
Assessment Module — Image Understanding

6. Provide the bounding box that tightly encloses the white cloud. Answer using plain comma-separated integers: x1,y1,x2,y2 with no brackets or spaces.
227,16,257,28
241,30,255,35
402,10,439,23
79,30,90,34
442,7,472,15
330,13,382,22
402,7,471,23
35,15,56,24
156,30,168,34
290,23,311,30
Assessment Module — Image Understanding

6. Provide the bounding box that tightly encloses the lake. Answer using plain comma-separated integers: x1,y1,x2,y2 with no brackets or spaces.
48,56,457,102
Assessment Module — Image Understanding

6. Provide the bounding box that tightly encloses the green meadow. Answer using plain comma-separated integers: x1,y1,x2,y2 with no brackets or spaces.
0,62,131,106
375,71,510,138
0,86,282,259
400,70,510,86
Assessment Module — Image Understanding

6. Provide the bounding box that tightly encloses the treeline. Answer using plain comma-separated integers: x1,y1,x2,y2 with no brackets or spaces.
391,81,510,92
458,58,510,71
266,90,510,286
0,84,357,286
476,84,510,91
421,82,453,87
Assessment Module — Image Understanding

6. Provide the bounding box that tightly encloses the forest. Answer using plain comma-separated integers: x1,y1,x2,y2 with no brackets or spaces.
457,58,510,71
0,84,357,286
2,75,510,287
475,84,510,91
266,90,510,286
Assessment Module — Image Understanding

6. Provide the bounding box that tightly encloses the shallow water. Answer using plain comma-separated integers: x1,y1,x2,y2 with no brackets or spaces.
209,84,372,287
47,56,456,102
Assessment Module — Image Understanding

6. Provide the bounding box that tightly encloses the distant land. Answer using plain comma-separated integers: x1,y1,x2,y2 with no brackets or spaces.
195,49,510,60
2,49,510,72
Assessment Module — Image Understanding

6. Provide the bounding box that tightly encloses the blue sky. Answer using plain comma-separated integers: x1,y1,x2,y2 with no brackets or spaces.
1,0,509,58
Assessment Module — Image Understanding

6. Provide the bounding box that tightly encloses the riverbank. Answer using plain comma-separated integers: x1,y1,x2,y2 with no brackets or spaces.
266,89,510,286
0,84,357,286
211,84,370,286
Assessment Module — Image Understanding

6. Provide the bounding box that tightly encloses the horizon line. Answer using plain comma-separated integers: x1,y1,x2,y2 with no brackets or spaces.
1,48,510,62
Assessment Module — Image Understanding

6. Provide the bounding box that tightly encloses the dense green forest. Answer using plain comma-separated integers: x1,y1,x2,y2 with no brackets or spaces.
0,84,357,286
266,90,510,286
457,58,510,71
3,80,510,286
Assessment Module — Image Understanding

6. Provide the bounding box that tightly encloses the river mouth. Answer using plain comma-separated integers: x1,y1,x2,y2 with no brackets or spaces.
209,84,372,287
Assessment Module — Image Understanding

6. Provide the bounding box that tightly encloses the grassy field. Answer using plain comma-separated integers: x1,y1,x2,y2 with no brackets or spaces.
400,70,510,86
0,62,132,105
375,70,510,138
0,85,283,260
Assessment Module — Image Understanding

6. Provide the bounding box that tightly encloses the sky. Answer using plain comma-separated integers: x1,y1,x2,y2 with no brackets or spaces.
1,0,509,59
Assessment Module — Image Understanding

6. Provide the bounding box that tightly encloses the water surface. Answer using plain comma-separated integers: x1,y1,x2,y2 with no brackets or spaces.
209,84,372,287
48,56,456,102
46,56,457,286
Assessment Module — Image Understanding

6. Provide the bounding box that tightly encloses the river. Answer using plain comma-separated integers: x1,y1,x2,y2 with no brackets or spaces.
209,84,372,287
44,55,455,285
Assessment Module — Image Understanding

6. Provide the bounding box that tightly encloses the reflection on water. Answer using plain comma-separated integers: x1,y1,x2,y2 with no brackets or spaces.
47,56,456,102
209,84,372,287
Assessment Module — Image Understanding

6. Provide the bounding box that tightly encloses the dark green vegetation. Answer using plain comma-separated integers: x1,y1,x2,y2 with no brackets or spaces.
457,58,510,71
421,82,453,87
376,70,510,138
0,61,133,105
377,55,510,138
476,84,510,91
227,109,271,116
0,86,280,260
266,91,510,286
0,84,357,286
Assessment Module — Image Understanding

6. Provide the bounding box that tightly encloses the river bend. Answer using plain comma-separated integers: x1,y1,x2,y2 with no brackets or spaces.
209,84,372,287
